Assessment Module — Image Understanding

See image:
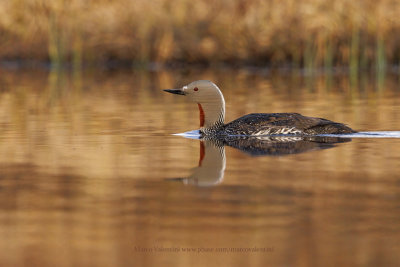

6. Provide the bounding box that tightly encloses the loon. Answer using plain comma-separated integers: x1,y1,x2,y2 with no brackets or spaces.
164,80,356,136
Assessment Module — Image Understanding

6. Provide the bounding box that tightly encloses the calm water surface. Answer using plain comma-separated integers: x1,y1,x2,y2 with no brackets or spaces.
0,69,400,267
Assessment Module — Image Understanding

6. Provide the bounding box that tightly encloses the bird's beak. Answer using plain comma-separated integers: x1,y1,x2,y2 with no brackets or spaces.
163,88,185,95
165,177,187,183
166,177,185,181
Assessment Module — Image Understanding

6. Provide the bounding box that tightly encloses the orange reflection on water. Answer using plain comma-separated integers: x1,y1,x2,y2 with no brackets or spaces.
0,69,399,266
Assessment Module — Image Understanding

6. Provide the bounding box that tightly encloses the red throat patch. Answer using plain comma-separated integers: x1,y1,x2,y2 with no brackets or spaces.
197,103,205,127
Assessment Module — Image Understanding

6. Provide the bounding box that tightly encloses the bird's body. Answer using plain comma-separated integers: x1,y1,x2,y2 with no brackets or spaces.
218,113,355,136
164,80,356,136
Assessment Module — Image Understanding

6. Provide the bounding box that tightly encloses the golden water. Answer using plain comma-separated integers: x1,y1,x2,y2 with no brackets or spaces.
0,69,399,266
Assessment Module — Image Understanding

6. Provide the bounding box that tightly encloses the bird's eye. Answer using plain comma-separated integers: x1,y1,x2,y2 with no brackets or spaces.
194,87,199,91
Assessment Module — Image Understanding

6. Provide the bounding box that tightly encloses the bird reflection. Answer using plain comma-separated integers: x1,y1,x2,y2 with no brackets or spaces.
169,140,226,186
219,136,351,156
167,136,351,186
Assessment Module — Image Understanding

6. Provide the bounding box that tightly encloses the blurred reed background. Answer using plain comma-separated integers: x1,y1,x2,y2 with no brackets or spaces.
1,0,400,69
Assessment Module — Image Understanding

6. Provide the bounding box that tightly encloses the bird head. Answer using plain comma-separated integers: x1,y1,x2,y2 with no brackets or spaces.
164,80,226,130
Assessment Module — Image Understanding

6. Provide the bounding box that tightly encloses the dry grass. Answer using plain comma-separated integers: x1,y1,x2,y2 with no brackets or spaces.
1,0,400,68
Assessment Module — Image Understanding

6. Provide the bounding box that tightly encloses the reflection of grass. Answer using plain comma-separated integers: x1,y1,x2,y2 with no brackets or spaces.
0,0,399,68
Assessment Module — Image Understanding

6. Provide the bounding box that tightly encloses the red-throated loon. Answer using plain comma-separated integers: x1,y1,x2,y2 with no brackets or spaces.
164,80,356,136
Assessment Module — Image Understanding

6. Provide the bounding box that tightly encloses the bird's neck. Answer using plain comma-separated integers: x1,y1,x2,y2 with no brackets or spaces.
198,98,225,134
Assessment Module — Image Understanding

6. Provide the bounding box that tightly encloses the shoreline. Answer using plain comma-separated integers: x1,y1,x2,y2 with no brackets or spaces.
1,60,399,75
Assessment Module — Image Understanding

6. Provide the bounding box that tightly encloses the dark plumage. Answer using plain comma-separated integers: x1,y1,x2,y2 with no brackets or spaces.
220,113,356,136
